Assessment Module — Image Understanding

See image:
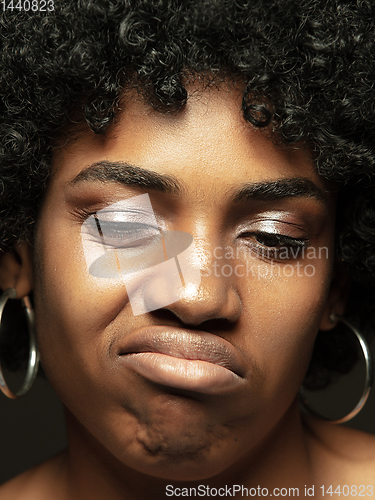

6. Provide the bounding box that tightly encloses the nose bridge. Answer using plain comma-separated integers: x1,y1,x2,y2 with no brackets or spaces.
192,235,238,284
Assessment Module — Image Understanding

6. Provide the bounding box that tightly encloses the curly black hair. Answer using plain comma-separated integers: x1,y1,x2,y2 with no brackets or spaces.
1,0,375,388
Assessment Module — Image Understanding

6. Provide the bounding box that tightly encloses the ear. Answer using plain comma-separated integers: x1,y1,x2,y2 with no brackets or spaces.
319,261,350,331
0,242,33,298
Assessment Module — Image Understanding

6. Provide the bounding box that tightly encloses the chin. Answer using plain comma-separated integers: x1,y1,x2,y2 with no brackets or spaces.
132,446,235,482
119,396,239,481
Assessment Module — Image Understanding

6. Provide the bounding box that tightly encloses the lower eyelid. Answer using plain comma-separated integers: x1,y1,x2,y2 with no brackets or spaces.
242,232,308,246
245,244,306,264
241,234,309,261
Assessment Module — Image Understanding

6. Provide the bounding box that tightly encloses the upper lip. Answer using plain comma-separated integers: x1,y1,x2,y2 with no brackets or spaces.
117,326,246,378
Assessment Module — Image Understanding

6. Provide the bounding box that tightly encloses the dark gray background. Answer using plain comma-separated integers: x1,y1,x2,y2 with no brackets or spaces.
1,340,375,485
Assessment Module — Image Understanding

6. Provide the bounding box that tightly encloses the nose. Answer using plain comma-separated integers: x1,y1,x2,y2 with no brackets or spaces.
150,234,243,325
162,273,243,326
127,229,243,324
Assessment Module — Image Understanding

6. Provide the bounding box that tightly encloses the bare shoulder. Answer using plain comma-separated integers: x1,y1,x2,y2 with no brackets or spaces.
303,415,375,484
0,452,67,500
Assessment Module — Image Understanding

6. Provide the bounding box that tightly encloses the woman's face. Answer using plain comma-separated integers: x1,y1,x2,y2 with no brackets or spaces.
33,86,336,480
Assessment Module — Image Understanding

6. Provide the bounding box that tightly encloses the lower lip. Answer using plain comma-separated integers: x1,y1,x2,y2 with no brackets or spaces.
121,353,244,394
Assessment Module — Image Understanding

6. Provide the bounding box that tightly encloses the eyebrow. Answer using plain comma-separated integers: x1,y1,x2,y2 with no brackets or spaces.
232,177,328,205
69,161,183,195
70,161,328,205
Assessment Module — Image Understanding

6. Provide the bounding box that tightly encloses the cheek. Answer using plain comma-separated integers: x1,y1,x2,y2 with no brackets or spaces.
33,219,127,392
33,232,142,451
238,257,332,401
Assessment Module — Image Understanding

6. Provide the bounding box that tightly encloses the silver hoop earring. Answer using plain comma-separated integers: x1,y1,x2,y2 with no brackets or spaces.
0,288,40,398
300,315,373,424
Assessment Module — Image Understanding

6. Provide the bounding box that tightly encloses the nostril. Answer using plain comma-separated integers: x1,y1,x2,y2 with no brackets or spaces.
155,286,242,327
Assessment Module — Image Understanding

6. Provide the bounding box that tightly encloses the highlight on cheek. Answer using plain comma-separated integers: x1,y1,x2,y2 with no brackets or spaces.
80,193,201,316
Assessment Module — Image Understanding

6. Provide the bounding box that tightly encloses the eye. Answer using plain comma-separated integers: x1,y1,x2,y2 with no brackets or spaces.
242,231,309,261
250,232,307,248
84,216,161,249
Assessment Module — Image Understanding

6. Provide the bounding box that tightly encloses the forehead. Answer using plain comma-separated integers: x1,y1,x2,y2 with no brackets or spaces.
51,85,328,200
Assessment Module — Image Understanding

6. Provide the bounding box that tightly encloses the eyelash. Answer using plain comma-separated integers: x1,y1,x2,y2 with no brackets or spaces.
242,231,309,260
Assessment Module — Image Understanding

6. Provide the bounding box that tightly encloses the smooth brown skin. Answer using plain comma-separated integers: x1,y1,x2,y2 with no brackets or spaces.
1,86,375,499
